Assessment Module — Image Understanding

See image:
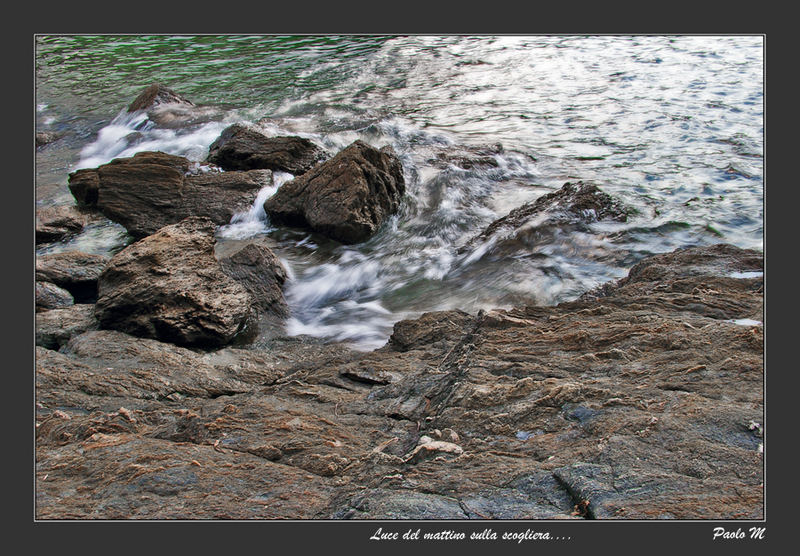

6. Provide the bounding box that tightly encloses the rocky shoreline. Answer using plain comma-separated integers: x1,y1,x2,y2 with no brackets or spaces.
35,85,764,520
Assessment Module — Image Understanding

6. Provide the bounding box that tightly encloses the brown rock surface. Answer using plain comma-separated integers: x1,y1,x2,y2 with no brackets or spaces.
68,151,271,239
216,239,289,317
35,244,763,520
35,251,109,302
127,83,195,113
36,205,88,244
207,123,328,174
465,181,633,259
35,304,98,350
94,217,257,349
35,281,74,312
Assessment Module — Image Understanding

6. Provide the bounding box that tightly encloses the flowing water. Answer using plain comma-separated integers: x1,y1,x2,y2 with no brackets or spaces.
35,35,764,350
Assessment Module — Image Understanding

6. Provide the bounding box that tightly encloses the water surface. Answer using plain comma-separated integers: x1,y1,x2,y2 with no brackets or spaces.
35,35,764,349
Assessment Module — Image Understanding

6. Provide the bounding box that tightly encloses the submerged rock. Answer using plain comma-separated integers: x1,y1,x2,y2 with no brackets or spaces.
264,140,405,244
36,131,62,148
125,83,216,128
466,181,633,256
127,83,195,113
35,251,109,303
425,142,506,170
207,123,328,174
94,217,257,349
68,151,271,239
35,205,88,244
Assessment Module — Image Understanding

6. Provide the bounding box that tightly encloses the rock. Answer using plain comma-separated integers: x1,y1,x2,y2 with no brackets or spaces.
36,205,88,244
264,140,405,244
68,151,271,239
404,437,464,464
425,142,505,170
36,281,74,311
207,123,328,174
35,243,763,520
94,217,257,348
125,84,222,128
35,251,109,302
127,83,195,113
67,168,100,206
587,242,764,298
35,304,97,349
216,239,289,317
36,131,61,147
466,181,633,254
387,309,474,352
332,489,468,519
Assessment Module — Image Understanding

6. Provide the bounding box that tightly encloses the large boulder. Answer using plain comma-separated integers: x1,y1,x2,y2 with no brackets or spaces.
35,251,110,303
264,140,405,244
206,123,328,174
94,217,257,349
68,151,271,239
216,239,289,318
36,205,88,244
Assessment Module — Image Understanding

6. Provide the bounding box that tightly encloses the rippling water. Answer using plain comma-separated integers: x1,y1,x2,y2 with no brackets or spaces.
35,35,764,349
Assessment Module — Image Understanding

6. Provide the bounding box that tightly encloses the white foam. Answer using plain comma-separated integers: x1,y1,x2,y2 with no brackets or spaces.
729,271,763,279
217,171,293,240
75,109,228,170
286,259,382,308
460,236,497,267
728,318,762,327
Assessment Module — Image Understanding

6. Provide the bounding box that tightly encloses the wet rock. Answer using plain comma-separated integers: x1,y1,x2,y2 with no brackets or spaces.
216,239,289,317
35,251,109,302
264,140,405,244
36,131,62,148
125,83,220,128
68,151,271,239
67,168,100,206
127,83,195,113
585,242,764,299
35,304,97,350
94,217,257,348
207,123,328,174
36,281,74,311
426,142,505,170
466,181,633,255
35,205,88,244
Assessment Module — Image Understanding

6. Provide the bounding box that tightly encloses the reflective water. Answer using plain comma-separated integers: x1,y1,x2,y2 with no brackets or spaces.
35,35,764,349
